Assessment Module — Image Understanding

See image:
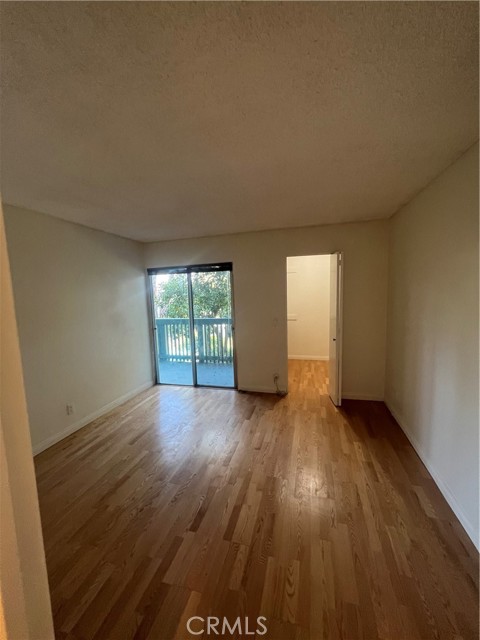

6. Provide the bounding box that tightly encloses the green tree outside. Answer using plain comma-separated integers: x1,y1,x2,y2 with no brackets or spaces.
154,272,231,319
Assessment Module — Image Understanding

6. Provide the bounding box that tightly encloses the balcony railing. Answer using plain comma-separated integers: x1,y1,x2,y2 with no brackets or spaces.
156,318,234,364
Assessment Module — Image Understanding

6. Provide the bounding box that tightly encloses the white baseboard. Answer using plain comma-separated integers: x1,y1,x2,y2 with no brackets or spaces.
238,385,282,395
385,400,479,550
288,355,329,361
32,380,154,456
342,392,384,401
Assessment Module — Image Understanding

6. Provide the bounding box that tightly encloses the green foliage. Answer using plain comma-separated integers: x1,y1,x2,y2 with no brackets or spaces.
192,272,231,318
154,272,231,319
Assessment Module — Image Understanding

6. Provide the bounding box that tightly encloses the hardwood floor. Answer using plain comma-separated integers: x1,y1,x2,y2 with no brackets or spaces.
35,360,479,640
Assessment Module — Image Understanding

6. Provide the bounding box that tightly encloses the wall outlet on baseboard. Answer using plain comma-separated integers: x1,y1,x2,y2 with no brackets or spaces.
66,404,75,416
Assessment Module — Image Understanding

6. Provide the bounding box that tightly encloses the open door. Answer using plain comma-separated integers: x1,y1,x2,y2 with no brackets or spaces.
328,251,343,406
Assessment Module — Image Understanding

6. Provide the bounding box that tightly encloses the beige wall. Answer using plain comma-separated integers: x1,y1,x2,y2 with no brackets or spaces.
385,143,479,548
0,210,54,639
145,220,389,399
287,254,330,359
4,206,153,453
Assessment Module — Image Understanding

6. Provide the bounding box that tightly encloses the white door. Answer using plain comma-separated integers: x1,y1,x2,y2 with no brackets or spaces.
328,252,343,406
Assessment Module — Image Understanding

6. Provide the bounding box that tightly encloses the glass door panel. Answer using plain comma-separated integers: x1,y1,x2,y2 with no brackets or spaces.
150,272,194,385
191,270,235,388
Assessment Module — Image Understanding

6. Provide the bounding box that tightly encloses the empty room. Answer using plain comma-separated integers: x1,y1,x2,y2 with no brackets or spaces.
1,2,478,640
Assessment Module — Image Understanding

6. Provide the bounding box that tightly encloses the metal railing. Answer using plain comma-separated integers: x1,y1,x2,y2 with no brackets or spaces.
156,318,233,364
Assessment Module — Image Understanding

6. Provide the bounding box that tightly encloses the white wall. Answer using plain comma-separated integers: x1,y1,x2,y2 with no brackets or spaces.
3,206,153,453
0,209,54,639
287,254,330,359
145,220,389,399
385,143,479,547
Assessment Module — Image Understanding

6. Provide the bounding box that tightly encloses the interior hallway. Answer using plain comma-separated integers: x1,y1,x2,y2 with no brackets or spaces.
35,360,479,640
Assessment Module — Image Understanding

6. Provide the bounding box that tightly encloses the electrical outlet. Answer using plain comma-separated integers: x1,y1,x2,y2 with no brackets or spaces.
66,404,74,416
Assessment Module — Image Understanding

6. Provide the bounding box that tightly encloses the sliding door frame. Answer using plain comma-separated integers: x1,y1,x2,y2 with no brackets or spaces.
186,271,197,386
147,262,237,389
147,274,160,386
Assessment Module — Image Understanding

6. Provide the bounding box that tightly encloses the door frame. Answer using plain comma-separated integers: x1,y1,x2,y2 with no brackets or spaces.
285,252,343,404
147,262,237,389
328,251,344,406
186,271,197,386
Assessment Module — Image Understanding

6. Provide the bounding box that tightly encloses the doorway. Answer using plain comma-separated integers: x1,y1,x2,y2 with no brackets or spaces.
286,253,343,405
148,263,236,388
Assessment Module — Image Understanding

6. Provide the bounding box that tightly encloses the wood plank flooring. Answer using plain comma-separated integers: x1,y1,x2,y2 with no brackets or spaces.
35,360,479,640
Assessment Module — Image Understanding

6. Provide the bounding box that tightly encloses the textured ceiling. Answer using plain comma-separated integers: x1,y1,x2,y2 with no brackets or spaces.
1,2,478,242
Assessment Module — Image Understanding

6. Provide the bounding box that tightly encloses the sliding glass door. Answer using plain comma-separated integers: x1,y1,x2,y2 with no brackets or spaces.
150,271,194,385
191,270,235,387
148,263,235,388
